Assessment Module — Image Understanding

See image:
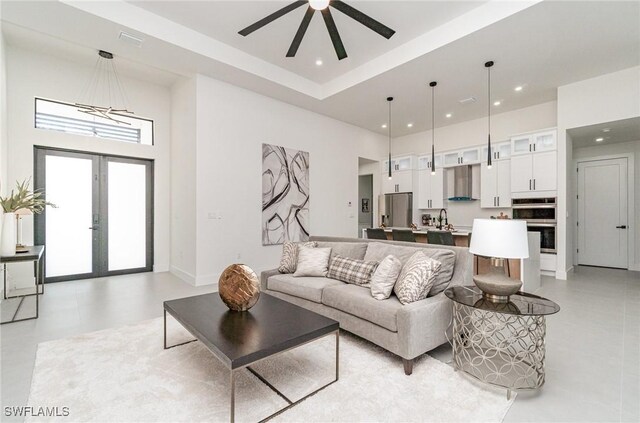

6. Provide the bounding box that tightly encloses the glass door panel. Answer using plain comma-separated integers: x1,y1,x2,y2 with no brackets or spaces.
107,161,148,271
44,154,95,278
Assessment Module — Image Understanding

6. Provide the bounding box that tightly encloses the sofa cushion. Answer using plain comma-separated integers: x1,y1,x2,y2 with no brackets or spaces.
267,274,343,303
327,255,379,286
370,255,403,300
294,246,332,277
394,251,442,305
278,241,317,274
315,241,368,261
364,242,456,296
322,284,402,332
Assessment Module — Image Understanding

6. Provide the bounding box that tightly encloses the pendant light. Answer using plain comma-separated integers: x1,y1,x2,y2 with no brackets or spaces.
76,50,135,125
387,96,394,180
429,81,437,175
485,60,494,169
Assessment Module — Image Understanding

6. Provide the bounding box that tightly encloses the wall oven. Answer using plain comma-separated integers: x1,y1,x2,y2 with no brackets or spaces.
513,198,557,254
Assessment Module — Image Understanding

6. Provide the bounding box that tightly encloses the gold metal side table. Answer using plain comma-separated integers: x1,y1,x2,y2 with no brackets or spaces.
444,286,560,399
1,245,45,324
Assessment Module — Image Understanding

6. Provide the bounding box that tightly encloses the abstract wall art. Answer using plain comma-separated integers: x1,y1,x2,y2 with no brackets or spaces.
262,143,309,245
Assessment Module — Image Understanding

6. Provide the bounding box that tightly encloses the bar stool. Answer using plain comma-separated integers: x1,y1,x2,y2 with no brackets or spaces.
392,229,416,242
427,231,455,246
366,228,388,240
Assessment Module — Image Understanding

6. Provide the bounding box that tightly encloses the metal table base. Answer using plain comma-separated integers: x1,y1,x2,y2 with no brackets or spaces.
164,309,339,422
1,247,44,325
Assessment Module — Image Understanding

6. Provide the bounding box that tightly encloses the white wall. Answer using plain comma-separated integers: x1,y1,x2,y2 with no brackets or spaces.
558,66,640,278
390,101,558,226
4,45,172,287
169,77,197,283
171,74,387,285
0,30,7,196
573,140,640,271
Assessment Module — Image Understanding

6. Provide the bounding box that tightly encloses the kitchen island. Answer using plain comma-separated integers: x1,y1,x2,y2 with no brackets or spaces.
361,227,472,247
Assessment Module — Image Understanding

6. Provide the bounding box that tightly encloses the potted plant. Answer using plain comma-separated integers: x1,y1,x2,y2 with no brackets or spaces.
0,179,56,256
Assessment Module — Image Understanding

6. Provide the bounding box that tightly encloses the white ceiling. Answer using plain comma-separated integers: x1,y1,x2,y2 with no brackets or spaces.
1,1,638,139
569,117,640,149
127,1,487,84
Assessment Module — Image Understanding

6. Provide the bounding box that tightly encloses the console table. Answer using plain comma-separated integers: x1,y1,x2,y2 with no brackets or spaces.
444,285,560,399
1,245,45,325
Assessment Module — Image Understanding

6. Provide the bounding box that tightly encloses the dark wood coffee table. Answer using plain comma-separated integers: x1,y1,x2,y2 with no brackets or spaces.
163,293,339,422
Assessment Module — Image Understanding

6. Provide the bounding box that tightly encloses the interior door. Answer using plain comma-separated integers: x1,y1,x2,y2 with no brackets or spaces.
577,157,628,268
35,148,154,282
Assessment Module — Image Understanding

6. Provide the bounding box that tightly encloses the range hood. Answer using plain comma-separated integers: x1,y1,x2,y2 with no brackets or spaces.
448,165,476,201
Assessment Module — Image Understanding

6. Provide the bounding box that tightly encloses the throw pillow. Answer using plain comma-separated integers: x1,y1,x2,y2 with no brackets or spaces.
327,255,379,286
394,251,442,305
293,246,332,277
370,255,403,300
278,241,316,273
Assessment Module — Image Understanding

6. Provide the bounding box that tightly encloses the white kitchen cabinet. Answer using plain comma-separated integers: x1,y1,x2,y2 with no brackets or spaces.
480,160,511,208
443,147,481,167
482,141,511,162
383,170,413,194
511,129,556,156
417,154,443,170
510,151,557,196
418,168,445,209
381,155,415,173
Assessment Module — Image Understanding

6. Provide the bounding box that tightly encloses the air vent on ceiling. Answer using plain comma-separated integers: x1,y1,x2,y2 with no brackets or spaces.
119,31,144,47
458,97,477,105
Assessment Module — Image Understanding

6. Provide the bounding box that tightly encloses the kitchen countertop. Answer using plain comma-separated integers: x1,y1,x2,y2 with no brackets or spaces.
381,227,472,236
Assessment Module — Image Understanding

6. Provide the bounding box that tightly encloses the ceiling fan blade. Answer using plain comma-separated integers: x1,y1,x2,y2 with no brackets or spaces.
330,0,396,39
287,6,315,57
321,8,347,60
239,0,307,36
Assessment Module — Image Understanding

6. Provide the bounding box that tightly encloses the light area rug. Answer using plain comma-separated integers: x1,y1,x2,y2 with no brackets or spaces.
27,316,515,422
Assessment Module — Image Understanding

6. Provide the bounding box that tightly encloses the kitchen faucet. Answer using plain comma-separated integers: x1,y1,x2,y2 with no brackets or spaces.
438,209,448,230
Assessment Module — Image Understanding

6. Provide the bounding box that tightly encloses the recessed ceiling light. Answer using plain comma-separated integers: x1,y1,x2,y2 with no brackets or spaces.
493,101,501,106
315,59,323,66
595,137,604,142
445,113,452,118
381,124,387,128
407,123,413,128
602,128,611,133
514,86,523,92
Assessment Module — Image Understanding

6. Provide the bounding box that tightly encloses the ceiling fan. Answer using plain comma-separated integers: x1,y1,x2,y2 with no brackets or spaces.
238,0,396,60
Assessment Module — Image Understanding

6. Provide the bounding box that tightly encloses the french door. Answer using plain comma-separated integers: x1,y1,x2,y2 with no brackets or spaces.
34,148,154,282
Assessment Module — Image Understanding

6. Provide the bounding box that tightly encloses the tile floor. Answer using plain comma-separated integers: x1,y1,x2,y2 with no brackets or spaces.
1,266,638,422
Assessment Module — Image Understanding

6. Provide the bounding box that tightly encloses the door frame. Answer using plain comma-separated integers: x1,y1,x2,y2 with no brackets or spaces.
573,152,635,270
33,146,155,283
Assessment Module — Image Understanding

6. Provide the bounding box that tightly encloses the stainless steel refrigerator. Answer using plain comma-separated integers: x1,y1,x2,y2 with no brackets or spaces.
379,193,413,227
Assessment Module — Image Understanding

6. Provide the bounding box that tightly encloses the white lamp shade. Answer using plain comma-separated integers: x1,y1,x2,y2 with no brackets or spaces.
469,219,529,259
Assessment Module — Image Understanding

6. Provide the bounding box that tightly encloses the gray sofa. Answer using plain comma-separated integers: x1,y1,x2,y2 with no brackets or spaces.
260,235,473,375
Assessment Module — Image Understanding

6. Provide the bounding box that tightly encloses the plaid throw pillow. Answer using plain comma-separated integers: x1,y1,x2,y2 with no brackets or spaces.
327,255,379,285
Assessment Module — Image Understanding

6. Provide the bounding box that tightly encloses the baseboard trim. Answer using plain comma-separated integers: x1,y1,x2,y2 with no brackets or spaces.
195,273,220,288
629,263,640,272
169,265,196,286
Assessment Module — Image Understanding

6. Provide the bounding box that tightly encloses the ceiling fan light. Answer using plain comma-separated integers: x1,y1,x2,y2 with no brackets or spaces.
309,0,330,10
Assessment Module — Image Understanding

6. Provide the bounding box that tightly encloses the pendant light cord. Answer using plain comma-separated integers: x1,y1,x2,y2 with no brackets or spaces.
485,61,494,168
430,81,437,174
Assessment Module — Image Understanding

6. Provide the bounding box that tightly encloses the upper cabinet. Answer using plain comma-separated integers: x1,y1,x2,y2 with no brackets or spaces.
417,168,446,210
381,155,415,174
417,154,443,171
511,129,556,156
481,141,511,162
481,160,511,208
383,170,414,194
443,147,481,167
511,151,557,197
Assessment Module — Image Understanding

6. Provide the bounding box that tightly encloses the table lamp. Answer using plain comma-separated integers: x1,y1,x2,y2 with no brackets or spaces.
469,219,529,302
15,208,33,253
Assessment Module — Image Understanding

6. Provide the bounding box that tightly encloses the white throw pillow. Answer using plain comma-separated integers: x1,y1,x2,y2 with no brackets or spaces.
370,255,403,300
278,241,316,273
294,247,332,277
394,251,442,305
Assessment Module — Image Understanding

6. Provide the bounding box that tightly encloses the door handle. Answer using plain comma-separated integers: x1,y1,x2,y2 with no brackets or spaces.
533,179,536,190
529,179,532,190
88,226,99,230
497,197,500,207
616,225,627,229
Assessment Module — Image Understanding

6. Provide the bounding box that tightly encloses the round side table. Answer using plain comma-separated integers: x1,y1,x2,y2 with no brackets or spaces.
444,286,560,399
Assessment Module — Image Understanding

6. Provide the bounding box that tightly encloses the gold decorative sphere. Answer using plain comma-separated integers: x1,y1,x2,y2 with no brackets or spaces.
218,264,260,311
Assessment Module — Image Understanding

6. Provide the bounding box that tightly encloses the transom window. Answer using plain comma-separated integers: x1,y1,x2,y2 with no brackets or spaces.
35,98,153,145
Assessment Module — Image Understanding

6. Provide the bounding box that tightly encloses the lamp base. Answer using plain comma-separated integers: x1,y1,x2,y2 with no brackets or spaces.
473,261,522,303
